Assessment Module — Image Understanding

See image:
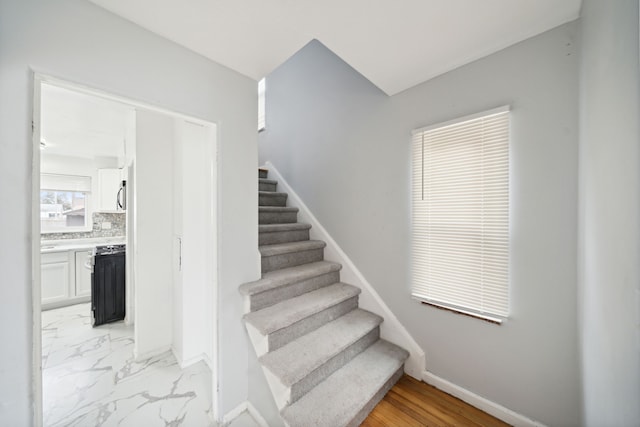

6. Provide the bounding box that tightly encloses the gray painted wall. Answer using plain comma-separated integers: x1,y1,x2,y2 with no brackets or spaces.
0,0,259,423
259,23,581,425
578,1,640,425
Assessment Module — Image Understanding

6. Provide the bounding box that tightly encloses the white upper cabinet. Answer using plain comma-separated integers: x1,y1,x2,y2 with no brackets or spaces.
97,168,124,212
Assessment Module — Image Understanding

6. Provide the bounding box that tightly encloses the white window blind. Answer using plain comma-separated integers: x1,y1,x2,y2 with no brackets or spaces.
411,106,510,320
41,173,92,192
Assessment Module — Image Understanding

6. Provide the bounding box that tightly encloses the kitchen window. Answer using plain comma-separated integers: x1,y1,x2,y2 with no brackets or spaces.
411,106,510,322
40,174,92,233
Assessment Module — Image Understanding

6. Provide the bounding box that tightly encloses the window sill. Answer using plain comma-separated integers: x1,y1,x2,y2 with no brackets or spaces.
414,298,504,325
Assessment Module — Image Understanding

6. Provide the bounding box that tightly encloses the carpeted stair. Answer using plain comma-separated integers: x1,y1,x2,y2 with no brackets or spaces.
240,167,409,427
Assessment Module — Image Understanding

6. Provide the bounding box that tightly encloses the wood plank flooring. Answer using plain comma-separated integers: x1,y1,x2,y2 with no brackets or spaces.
361,375,512,427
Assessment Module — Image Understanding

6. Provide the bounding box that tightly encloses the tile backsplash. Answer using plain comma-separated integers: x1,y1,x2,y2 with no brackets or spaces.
41,212,126,240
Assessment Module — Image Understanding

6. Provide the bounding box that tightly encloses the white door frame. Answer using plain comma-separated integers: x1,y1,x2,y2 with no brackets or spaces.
31,73,220,426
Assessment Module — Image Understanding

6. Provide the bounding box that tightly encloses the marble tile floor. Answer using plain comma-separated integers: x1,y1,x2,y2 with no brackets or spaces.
42,303,215,426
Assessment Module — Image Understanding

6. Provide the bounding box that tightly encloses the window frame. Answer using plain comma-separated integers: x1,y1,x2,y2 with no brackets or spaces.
410,106,511,324
258,77,266,132
40,174,93,234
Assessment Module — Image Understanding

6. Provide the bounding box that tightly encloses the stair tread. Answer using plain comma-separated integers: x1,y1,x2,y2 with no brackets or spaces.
259,206,298,212
239,261,341,296
259,223,312,233
259,240,326,256
259,190,287,197
281,340,409,427
244,283,360,335
260,309,382,387
259,178,278,185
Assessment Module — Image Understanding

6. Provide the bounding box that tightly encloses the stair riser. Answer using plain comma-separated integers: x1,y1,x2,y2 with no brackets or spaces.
259,170,268,179
259,211,298,224
259,229,310,245
262,249,324,274
260,193,288,207
259,182,278,192
248,271,340,312
346,366,404,427
267,297,359,352
288,327,380,406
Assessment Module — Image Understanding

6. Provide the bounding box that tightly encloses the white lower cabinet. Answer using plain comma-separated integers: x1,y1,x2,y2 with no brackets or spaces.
42,249,93,309
41,255,70,305
75,250,92,297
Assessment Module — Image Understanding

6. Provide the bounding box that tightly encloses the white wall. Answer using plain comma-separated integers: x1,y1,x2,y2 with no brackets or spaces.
259,23,581,425
0,0,258,424
133,110,174,359
578,0,640,425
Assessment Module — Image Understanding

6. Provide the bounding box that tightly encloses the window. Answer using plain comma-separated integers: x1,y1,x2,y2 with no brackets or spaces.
40,174,92,233
258,77,266,131
411,106,510,322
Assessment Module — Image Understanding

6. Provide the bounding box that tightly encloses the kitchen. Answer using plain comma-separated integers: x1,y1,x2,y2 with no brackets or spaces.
39,83,132,322
37,79,218,425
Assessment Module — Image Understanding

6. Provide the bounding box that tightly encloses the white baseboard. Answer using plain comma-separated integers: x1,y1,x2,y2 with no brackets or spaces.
133,344,172,362
246,402,270,427
422,371,546,427
172,348,213,370
222,401,269,427
263,161,426,378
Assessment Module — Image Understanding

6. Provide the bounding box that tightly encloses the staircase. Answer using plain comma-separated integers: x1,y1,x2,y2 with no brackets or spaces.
240,168,409,427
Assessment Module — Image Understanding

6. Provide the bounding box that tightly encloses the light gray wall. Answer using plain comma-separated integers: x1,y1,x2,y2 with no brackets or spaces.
259,23,581,425
0,0,259,424
578,1,640,425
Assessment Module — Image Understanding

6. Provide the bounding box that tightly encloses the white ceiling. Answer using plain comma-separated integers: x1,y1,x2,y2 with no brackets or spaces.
88,0,581,95
41,83,133,159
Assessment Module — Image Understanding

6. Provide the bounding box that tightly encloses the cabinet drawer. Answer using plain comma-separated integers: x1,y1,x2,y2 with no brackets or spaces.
41,251,69,264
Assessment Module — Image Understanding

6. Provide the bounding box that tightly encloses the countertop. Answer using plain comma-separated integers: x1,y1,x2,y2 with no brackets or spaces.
41,237,126,254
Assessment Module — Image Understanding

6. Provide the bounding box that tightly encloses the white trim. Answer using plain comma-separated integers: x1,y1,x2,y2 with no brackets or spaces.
134,344,172,362
246,402,270,427
412,105,510,134
222,402,248,426
35,72,215,127
263,161,426,378
422,371,546,427
171,348,214,370
32,70,44,427
221,401,269,427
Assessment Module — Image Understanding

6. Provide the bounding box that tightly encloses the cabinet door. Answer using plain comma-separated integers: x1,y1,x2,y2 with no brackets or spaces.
42,262,70,304
75,250,92,297
97,168,121,212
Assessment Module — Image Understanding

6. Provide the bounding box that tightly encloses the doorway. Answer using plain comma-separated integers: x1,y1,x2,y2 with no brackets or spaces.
32,75,219,426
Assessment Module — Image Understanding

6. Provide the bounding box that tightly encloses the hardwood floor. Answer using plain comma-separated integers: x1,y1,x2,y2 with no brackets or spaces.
361,375,511,427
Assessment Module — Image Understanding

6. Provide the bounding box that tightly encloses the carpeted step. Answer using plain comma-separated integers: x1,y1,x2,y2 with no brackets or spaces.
259,223,312,245
260,240,326,273
259,168,268,179
239,261,342,312
244,283,361,356
260,309,383,409
281,340,409,427
259,191,288,207
259,206,298,224
259,178,278,192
